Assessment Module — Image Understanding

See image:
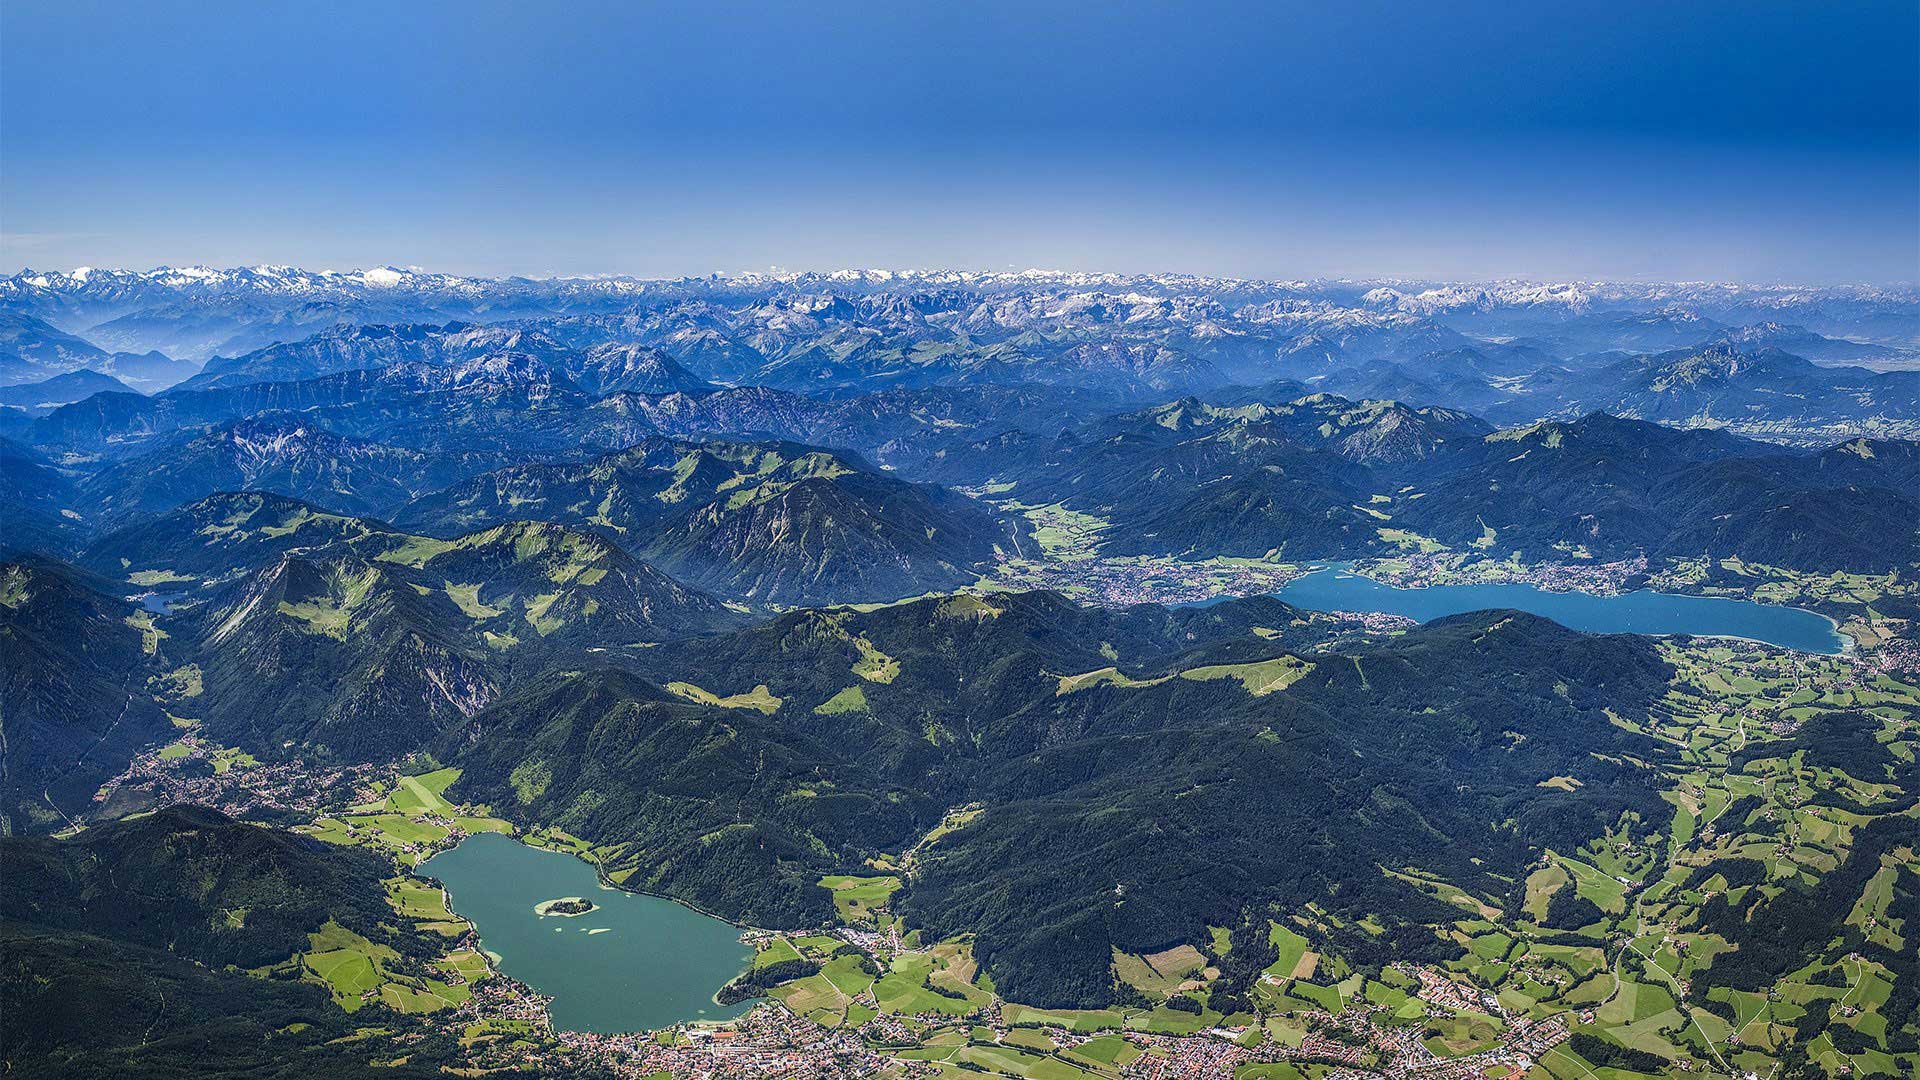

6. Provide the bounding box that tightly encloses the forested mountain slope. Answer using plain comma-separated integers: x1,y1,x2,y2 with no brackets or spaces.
445,592,1674,1006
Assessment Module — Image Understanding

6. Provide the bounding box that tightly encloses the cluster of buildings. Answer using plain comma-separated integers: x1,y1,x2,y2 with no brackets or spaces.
1506,1015,1574,1060
1361,553,1649,596
1122,1031,1253,1078
835,924,896,954
94,734,384,819
465,974,554,1029
989,552,1306,607
1295,1004,1566,1080
1296,1026,1377,1067
854,1012,916,1046
437,975,563,1072
555,1006,888,1078
418,921,1591,1080
443,979,894,1078
1236,966,1573,1080
1315,609,1421,635
1865,632,1920,676
1404,966,1498,1015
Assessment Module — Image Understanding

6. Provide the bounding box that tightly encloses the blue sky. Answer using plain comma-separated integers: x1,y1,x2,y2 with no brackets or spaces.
3,1,1915,282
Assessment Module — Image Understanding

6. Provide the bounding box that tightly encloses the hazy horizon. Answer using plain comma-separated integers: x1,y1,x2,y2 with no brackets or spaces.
8,262,1917,291
4,1,1915,285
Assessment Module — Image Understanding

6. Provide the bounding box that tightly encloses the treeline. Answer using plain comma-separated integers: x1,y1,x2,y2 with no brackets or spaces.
443,669,902,927
1568,1031,1669,1074
0,805,424,968
1673,857,1768,894
1731,711,1905,786
1541,886,1605,931
0,807,602,1078
1206,917,1279,1015
1698,817,1910,991
717,958,821,1005
1877,876,1920,1052
0,922,489,1080
904,611,1673,1006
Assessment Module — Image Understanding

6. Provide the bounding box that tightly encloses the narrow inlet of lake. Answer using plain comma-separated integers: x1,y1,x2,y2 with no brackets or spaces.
421,831,754,1033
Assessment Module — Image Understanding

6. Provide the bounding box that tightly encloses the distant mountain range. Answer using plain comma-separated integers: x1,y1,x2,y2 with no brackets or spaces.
1580,344,1920,428
0,369,138,414
6,266,1919,1068
958,404,1919,573
1,310,199,391
74,414,527,529
5,269,1916,395
5,264,1917,826
7,268,1916,464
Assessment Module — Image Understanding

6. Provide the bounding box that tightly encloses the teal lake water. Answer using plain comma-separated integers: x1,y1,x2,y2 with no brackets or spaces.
421,832,754,1033
1274,567,1846,655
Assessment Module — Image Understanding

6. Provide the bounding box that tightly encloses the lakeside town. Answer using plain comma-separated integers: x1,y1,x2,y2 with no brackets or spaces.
81,735,1606,1080
424,951,1578,1080
1352,553,1652,596
984,550,1310,608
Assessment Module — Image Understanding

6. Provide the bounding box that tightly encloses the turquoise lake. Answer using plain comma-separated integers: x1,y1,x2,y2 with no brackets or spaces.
420,831,755,1033
1273,567,1846,655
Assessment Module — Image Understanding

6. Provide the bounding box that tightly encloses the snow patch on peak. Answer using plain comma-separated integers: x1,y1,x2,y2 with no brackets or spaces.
357,267,410,287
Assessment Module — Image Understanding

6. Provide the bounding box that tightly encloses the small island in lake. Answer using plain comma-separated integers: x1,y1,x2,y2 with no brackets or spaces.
533,896,598,917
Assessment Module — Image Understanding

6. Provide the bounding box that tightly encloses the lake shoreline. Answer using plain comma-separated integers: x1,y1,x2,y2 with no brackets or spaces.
423,831,760,1033
509,831,782,935
1274,563,1848,655
1356,564,1855,653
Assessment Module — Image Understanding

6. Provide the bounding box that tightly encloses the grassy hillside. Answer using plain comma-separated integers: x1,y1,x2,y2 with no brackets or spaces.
397,438,1014,605
0,806,500,1078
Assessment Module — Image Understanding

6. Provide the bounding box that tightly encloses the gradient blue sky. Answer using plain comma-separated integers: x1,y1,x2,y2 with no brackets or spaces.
3,1,1916,282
